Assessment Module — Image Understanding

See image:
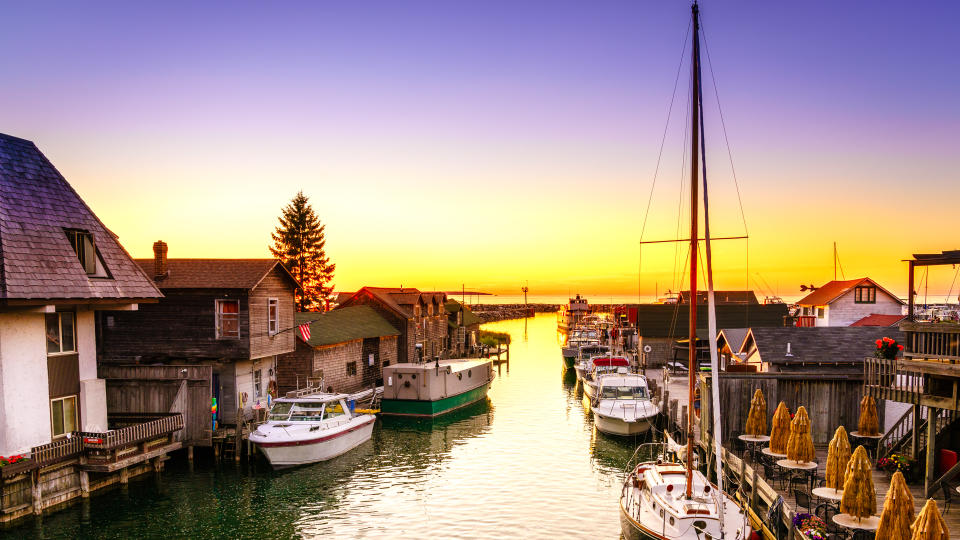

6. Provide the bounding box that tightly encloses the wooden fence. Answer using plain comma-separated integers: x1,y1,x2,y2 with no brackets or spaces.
99,364,212,446
700,371,882,445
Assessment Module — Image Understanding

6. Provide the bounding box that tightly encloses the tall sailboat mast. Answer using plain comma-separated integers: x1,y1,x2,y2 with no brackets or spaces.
685,1,701,500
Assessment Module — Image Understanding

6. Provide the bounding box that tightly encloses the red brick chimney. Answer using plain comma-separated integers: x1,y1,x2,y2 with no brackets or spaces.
153,241,168,279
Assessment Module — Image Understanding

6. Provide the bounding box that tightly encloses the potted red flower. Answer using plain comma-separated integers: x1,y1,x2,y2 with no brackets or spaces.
874,337,903,360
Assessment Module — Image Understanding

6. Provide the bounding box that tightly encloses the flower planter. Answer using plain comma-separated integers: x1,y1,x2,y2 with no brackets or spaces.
0,459,36,479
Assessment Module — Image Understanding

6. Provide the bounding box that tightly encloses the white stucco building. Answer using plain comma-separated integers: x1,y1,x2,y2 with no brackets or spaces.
795,277,904,327
0,133,162,456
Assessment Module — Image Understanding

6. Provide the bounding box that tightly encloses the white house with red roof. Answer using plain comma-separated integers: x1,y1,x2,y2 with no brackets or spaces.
795,277,904,327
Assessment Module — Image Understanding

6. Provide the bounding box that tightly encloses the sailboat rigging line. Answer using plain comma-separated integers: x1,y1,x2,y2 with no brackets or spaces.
639,20,692,244
672,80,693,296
945,265,959,304
699,20,749,238
835,244,847,280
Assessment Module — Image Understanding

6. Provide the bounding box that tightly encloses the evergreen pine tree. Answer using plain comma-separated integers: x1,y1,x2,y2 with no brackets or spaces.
269,191,335,311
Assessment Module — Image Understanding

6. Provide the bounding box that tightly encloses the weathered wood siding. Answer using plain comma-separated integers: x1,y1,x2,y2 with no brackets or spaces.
277,340,314,396
99,364,212,446
248,267,296,360
99,290,250,361
701,372,883,445
337,295,411,362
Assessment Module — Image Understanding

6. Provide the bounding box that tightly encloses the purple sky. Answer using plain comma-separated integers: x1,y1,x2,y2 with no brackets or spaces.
2,1,958,297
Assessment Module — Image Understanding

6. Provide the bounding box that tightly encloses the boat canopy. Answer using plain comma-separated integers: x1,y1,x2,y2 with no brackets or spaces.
592,357,629,367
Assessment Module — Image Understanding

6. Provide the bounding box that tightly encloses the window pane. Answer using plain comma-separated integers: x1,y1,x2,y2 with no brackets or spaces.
220,300,239,314
63,397,77,433
52,400,64,436
60,313,75,352
46,314,61,353
222,315,239,337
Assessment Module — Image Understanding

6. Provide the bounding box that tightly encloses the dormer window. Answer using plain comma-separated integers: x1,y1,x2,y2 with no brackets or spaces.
64,229,109,277
855,286,877,304
65,229,96,274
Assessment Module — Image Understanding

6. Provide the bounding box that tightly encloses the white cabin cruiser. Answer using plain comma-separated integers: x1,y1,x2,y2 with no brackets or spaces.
249,393,376,469
573,344,610,381
581,356,630,400
592,373,658,436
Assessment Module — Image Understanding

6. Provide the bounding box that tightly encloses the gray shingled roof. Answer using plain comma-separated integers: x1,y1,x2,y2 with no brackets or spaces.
741,326,904,365
0,133,162,301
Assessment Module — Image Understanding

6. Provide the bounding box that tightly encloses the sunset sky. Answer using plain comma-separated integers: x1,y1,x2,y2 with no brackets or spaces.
2,1,957,301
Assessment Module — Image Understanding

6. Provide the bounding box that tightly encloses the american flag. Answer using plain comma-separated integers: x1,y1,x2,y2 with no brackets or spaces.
298,323,311,342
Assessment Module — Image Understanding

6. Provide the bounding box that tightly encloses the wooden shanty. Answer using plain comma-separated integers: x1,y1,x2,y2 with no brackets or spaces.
864,249,960,497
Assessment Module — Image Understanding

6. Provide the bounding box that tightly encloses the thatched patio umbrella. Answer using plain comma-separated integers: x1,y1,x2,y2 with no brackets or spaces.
744,388,767,436
876,471,915,540
912,498,949,540
786,406,815,463
826,425,852,491
769,401,791,454
858,395,880,436
840,445,877,519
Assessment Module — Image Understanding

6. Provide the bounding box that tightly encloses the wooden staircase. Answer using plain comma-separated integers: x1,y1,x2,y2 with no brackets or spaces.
876,405,959,496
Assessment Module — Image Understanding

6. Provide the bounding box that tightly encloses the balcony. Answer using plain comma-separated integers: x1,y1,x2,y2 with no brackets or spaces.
864,322,960,410
795,315,816,327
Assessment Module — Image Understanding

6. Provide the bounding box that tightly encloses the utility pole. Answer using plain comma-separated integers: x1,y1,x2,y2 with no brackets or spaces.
521,283,529,305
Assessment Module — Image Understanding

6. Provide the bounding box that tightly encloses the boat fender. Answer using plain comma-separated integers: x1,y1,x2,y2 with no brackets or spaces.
457,373,462,380
446,366,452,374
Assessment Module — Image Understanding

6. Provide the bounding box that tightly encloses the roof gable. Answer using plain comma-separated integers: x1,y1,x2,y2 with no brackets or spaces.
740,326,902,365
0,133,162,301
296,305,399,347
797,277,903,306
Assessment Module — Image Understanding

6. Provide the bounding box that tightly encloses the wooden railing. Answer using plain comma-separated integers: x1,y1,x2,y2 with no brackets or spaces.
79,413,183,451
863,356,925,404
30,435,83,468
877,406,916,461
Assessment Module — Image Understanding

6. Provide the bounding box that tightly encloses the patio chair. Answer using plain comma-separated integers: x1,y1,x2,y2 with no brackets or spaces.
794,489,813,512
941,482,953,514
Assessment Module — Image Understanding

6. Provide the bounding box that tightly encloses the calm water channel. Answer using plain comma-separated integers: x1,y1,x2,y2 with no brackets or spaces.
6,313,652,539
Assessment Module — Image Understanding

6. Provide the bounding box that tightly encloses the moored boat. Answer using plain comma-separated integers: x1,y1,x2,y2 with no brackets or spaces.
581,356,630,400
619,444,750,540
249,393,376,469
574,343,609,381
380,358,494,417
592,373,658,436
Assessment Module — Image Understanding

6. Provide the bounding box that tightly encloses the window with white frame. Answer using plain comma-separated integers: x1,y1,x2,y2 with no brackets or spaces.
254,369,262,398
817,307,825,319
268,298,279,336
51,395,78,438
45,312,76,354
216,299,240,339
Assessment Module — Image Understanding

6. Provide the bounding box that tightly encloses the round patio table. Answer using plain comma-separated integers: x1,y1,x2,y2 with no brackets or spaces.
778,459,818,492
849,431,883,459
812,486,843,502
761,447,787,460
832,513,880,532
738,434,769,463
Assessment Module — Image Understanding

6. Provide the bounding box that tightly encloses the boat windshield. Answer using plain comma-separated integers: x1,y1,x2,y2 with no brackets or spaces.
601,386,648,399
267,401,294,421
324,401,347,420
288,402,327,421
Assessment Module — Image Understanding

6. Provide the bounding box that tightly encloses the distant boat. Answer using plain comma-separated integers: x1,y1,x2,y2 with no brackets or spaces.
591,373,658,436
557,294,590,331
249,393,376,469
562,327,600,370
380,358,494,417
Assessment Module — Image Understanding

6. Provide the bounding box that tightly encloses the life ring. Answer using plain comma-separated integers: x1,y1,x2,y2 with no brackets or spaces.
268,379,278,398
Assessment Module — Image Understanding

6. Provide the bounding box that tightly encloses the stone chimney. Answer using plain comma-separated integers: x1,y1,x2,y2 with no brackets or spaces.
153,241,168,280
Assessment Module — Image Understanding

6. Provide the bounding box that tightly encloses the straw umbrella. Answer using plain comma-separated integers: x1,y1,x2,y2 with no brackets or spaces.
769,402,791,454
876,471,915,540
911,498,949,540
858,395,880,436
786,406,815,463
744,388,767,437
840,445,877,519
825,425,852,491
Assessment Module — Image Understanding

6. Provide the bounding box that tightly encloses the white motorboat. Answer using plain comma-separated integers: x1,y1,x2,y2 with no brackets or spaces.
592,373,658,436
249,393,376,469
581,356,630,400
573,343,610,381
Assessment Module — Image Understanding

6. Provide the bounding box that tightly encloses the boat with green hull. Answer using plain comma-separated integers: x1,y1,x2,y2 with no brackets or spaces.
381,358,494,418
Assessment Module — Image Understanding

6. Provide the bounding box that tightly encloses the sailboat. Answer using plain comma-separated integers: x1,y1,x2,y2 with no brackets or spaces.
619,4,750,539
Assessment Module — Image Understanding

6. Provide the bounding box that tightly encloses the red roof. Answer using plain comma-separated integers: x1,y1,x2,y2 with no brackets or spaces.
796,278,904,306
134,259,296,290
850,314,906,327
